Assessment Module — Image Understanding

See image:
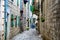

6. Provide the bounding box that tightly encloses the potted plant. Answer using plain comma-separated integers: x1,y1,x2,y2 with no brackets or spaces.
26,26,29,30
41,17,45,22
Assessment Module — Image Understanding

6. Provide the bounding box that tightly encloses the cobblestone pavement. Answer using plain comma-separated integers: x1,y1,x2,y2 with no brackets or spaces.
12,29,42,40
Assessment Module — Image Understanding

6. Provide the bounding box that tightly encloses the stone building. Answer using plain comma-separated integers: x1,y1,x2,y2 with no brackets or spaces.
23,0,29,30
0,0,5,40
40,0,60,40
0,0,20,40
32,0,41,34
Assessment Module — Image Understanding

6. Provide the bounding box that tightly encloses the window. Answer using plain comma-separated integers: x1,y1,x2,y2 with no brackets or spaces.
18,16,20,27
15,16,17,27
11,0,13,2
17,0,19,6
20,10,23,16
11,14,14,27
11,0,14,4
20,0,23,10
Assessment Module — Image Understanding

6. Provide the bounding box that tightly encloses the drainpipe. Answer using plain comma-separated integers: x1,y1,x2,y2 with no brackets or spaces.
4,0,8,40
38,0,41,34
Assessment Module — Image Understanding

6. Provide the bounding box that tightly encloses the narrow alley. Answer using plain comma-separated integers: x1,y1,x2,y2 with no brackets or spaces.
11,29,42,40
1,0,60,40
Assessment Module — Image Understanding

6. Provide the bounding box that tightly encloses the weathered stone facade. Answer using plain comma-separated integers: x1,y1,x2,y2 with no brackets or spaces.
9,27,20,39
0,0,20,40
40,0,60,40
32,0,41,34
0,31,4,40
0,0,4,40
8,0,20,40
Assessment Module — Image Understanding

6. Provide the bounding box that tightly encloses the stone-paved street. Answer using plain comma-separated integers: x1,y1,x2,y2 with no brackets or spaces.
11,29,42,40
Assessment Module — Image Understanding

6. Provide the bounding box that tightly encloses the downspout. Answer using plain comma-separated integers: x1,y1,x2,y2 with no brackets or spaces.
4,0,8,40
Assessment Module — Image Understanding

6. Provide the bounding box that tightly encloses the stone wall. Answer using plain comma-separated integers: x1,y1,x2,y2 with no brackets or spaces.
9,27,20,39
0,31,4,40
40,0,60,40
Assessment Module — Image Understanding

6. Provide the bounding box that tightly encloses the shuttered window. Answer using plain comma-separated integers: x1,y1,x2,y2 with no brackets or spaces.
15,16,17,27
11,14,14,27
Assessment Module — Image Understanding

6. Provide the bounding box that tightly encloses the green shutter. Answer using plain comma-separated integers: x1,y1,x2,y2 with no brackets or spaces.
30,5,35,12
17,16,18,27
11,14,14,27
18,16,20,27
17,0,19,6
32,0,34,2
15,16,17,27
32,0,34,4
